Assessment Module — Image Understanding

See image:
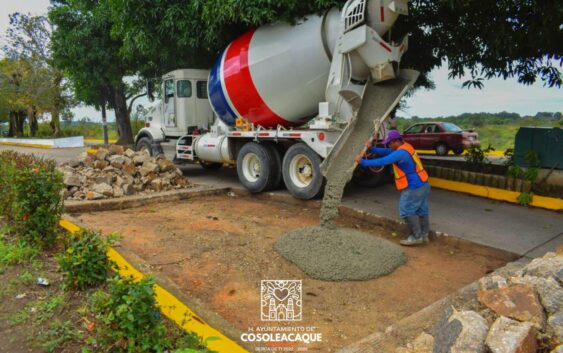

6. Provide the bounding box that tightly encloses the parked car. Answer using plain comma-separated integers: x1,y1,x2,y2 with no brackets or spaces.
402,122,480,156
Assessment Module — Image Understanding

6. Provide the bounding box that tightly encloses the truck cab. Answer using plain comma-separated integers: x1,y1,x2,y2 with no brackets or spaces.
136,69,214,151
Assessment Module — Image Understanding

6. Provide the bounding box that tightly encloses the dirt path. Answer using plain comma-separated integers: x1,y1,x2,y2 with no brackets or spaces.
76,194,507,352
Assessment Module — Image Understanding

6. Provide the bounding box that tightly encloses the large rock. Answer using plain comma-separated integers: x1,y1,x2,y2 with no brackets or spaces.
92,182,113,196
486,316,536,353
133,153,150,166
109,155,126,169
63,173,82,187
124,148,136,158
521,253,563,283
140,161,158,176
478,286,546,330
93,160,108,170
157,159,175,173
108,144,124,155
122,161,136,175
122,183,135,195
548,312,563,345
95,176,112,186
433,307,488,353
94,148,109,161
510,275,562,315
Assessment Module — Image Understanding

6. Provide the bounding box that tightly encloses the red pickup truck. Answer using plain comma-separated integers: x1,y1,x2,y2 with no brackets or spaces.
402,122,480,156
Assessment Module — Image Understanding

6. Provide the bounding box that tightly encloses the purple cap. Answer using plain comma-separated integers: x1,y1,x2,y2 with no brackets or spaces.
382,130,402,145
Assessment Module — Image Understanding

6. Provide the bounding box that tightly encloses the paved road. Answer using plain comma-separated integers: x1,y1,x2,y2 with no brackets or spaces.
2,144,561,258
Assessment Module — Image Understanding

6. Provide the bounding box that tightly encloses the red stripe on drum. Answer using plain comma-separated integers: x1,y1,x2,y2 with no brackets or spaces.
223,30,291,128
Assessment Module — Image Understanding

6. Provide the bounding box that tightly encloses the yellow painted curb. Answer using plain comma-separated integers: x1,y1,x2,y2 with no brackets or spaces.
429,177,563,211
0,141,53,149
86,148,98,154
84,138,117,144
59,219,250,353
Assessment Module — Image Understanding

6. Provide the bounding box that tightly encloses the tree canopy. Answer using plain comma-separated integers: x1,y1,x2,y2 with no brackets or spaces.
108,0,561,88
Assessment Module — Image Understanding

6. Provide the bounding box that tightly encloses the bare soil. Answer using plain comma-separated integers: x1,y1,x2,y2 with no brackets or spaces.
76,194,508,352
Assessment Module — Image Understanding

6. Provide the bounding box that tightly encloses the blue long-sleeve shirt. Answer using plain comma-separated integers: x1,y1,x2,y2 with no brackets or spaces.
360,147,427,189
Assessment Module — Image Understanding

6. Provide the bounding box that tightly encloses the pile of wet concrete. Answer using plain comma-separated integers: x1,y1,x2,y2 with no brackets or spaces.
59,145,190,201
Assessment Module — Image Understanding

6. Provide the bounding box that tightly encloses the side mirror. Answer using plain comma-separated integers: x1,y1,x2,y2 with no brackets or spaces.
146,80,155,102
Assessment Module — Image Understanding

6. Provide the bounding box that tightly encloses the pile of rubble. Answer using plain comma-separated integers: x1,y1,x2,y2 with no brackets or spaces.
60,145,190,201
395,250,562,353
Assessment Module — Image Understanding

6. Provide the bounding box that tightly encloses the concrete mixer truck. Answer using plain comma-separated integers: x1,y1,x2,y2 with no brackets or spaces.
135,0,415,199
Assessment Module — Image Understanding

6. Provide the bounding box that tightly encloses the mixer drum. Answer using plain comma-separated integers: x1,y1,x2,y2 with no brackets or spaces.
208,12,338,128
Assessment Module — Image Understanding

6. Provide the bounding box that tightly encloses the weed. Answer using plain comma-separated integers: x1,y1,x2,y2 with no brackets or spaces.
57,229,115,290
35,294,66,323
518,192,534,206
0,236,39,266
10,307,30,326
464,144,494,171
19,270,34,285
38,319,82,352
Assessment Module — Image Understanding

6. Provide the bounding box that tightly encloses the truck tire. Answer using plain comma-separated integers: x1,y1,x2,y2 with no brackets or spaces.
236,142,280,193
200,161,223,170
435,143,449,156
282,143,324,200
136,137,153,156
264,143,283,189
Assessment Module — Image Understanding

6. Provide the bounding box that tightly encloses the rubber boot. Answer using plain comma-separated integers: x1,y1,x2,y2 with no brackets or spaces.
419,215,430,243
400,215,424,246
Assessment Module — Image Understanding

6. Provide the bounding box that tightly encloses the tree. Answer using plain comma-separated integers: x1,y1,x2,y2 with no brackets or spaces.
3,13,73,137
108,0,561,88
49,0,141,145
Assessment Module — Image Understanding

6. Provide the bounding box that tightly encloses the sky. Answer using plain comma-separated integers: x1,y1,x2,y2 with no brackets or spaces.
1,0,561,122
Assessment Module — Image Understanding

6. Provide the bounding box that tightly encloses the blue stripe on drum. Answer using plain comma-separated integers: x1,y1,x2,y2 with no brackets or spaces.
208,51,238,126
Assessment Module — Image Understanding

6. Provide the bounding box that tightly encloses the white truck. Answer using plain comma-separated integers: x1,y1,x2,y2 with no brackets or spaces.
135,0,411,199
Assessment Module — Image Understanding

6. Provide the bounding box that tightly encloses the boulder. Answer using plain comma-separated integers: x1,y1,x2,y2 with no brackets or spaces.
94,148,109,161
85,191,104,200
140,161,158,176
521,253,563,283
157,159,175,172
548,312,563,345
63,174,82,187
412,332,434,352
68,159,81,168
93,160,108,170
92,183,113,197
486,316,536,353
108,144,124,155
433,307,488,353
109,155,126,168
122,161,136,175
478,285,546,330
113,185,124,198
151,178,163,191
133,153,150,166
95,176,113,186
124,148,136,158
510,275,562,315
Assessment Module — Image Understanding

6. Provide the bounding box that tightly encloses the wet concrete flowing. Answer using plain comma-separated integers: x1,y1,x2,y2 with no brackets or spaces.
276,73,417,281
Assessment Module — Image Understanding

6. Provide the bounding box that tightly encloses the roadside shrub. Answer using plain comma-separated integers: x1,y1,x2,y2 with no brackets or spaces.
57,229,115,290
89,275,171,352
465,144,494,171
0,151,64,247
518,192,533,206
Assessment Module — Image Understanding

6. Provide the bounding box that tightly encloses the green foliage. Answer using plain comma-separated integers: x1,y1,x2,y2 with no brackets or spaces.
39,320,82,353
464,144,494,171
57,229,115,290
35,294,66,323
518,192,533,206
0,235,39,268
0,150,64,247
89,275,170,352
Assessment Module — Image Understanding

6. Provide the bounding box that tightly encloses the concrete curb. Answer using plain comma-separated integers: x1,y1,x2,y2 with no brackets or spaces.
0,136,84,148
59,215,253,353
64,186,230,213
429,177,563,211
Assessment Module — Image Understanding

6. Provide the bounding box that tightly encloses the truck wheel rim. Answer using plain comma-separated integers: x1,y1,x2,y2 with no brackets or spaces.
289,154,313,188
242,153,261,183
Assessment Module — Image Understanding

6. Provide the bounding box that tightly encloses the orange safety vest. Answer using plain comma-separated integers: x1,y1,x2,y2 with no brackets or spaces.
392,142,429,190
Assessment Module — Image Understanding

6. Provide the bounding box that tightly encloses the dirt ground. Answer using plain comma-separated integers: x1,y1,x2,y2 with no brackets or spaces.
76,194,508,352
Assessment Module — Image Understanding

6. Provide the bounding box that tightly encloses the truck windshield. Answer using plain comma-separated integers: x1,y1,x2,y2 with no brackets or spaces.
442,123,462,132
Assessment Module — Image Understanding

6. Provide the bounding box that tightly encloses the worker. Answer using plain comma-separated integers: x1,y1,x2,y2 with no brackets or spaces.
355,130,431,246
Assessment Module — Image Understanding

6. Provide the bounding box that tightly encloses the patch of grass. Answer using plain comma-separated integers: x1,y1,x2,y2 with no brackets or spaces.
35,294,66,323
38,319,82,353
0,237,39,267
19,270,34,285
10,307,31,326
